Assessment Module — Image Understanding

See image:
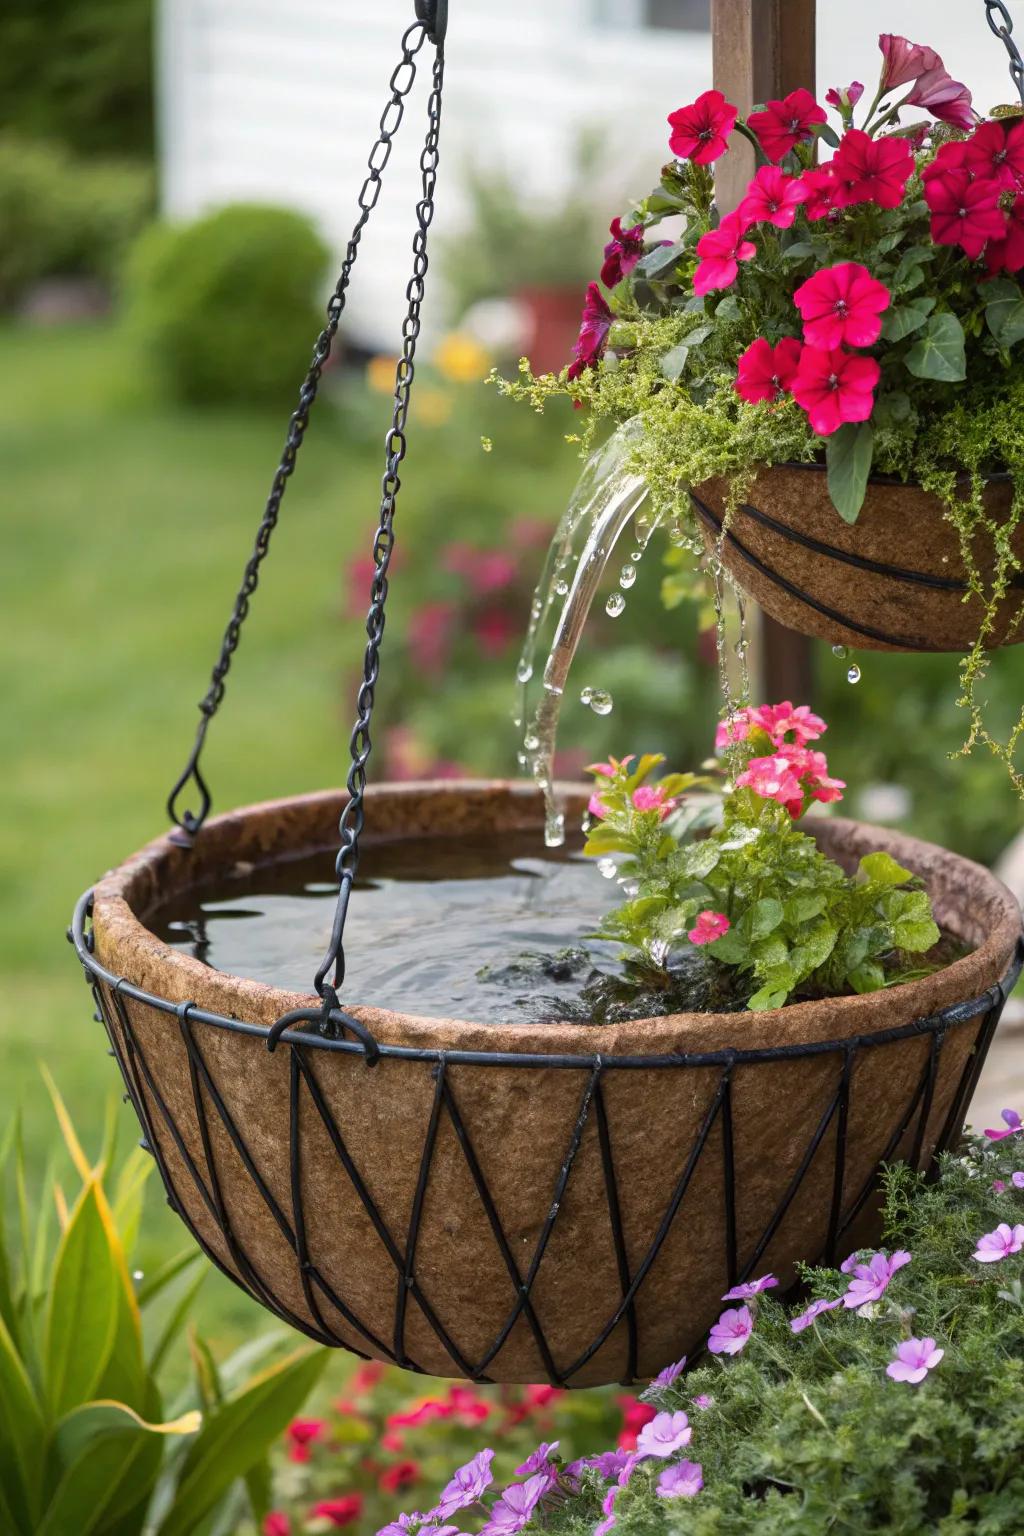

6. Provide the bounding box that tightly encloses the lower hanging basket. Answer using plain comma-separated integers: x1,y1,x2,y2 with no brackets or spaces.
73,781,1022,1386
691,464,1024,653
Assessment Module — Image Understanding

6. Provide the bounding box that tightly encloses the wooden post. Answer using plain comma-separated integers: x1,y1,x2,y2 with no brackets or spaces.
712,0,817,704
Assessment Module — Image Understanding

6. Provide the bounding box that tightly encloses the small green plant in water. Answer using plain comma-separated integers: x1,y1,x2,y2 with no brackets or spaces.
584,702,940,1010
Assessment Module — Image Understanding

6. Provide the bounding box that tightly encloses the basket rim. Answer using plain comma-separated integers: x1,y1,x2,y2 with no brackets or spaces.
76,781,1024,1065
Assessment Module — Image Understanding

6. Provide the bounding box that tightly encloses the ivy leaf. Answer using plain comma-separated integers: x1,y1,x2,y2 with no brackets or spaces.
826,423,874,524
904,313,966,381
880,296,935,342
636,240,686,280
983,277,1024,347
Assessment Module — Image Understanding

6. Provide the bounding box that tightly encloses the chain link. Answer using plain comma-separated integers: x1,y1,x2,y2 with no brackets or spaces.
984,0,1024,104
167,17,436,838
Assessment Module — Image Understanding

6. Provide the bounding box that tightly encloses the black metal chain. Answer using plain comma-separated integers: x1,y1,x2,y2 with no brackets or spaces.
984,0,1024,105
166,11,443,840
313,39,445,1015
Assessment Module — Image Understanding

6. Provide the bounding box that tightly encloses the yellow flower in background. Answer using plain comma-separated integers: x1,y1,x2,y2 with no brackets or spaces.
367,354,399,393
434,332,491,384
414,387,453,426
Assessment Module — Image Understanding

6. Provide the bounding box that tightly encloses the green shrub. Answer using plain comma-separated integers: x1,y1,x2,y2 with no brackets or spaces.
125,204,331,406
0,134,152,309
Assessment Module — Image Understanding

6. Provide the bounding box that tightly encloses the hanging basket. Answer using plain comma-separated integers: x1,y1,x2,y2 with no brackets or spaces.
72,781,1021,1386
691,464,1024,653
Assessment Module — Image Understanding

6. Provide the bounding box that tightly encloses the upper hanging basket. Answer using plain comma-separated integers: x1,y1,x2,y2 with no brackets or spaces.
691,464,1024,653
74,781,1022,1386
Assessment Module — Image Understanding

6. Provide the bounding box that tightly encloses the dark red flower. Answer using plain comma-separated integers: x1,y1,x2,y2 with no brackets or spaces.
310,1496,363,1528
793,262,890,348
380,1461,422,1492
924,169,1006,260
601,217,646,288
734,337,802,403
801,166,841,222
693,210,757,295
747,88,826,162
965,119,1024,191
567,282,612,381
986,193,1024,274
739,165,810,228
831,129,914,210
667,89,738,165
791,346,880,436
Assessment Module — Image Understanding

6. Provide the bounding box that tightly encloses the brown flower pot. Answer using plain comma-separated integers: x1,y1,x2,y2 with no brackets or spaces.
76,781,1021,1386
691,464,1024,653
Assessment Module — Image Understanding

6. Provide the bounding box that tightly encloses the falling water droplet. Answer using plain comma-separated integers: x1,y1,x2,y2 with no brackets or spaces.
132,1270,144,1283
847,664,862,685
734,638,748,658
516,659,533,684
516,751,528,768
619,564,637,589
480,436,493,453
588,689,614,716
597,857,617,879
545,811,566,848
605,592,626,617
831,644,848,660
579,686,594,705
523,730,540,751
554,578,569,596
630,549,643,562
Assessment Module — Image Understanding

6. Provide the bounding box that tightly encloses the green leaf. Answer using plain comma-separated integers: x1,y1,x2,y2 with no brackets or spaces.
0,1312,45,1534
892,917,941,953
708,930,748,964
849,962,886,994
904,312,966,382
781,240,814,262
983,277,1024,347
858,851,913,887
872,391,911,427
715,295,741,323
784,893,826,924
156,1347,328,1536
748,985,789,1011
880,296,935,342
826,423,874,524
659,325,712,382
636,240,686,279
893,244,935,287
43,1180,120,1418
749,898,784,941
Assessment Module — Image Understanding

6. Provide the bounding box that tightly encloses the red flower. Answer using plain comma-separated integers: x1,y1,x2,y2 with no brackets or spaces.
921,139,971,187
831,129,914,210
350,1361,387,1395
387,1396,452,1429
667,89,738,165
966,119,1024,191
924,170,1006,260
693,210,756,295
734,337,802,404
448,1383,491,1422
986,193,1024,274
264,1516,290,1536
380,1460,421,1492
878,34,943,92
739,165,809,228
310,1496,363,1528
567,282,612,382
617,1396,656,1451
793,262,890,349
801,166,841,222
747,88,826,162
601,217,646,288
472,609,518,655
791,346,880,436
286,1418,326,1464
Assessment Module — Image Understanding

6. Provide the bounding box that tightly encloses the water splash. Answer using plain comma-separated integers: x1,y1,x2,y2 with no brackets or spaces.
515,420,653,845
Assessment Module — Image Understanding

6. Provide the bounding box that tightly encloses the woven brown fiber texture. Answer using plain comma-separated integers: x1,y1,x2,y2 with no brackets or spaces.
693,466,1024,653
91,782,1022,1384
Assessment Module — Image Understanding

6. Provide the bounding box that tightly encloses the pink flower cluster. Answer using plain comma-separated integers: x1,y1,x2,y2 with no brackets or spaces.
717,700,844,818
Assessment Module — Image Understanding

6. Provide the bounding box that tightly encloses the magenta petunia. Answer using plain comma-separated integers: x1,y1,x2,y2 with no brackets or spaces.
635,1410,692,1460
842,1249,911,1310
601,218,647,290
984,1108,1023,1141
790,1296,842,1334
656,1460,704,1499
791,345,880,437
688,910,731,946
801,166,842,223
965,119,1024,191
825,81,864,112
651,1355,687,1389
793,262,890,350
886,1336,944,1384
973,1221,1024,1263
567,282,613,382
668,89,738,165
924,170,1006,261
747,88,826,162
564,1449,633,1485
830,129,914,210
734,337,802,404
739,165,810,229
993,1180,1008,1194
878,34,943,92
693,211,757,296
435,1450,495,1519
722,1273,778,1301
985,194,1024,276
708,1304,753,1356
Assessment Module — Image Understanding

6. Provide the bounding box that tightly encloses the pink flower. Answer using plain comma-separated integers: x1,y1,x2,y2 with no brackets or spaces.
692,1394,713,1410
693,210,756,295
1014,1172,1024,1189
886,1336,944,1385
567,282,612,382
708,1304,753,1355
739,165,810,229
831,129,914,210
588,793,609,821
791,345,880,436
842,1249,911,1309
993,1180,1008,1194
965,118,1024,190
632,784,677,820
264,1516,290,1536
311,1496,363,1528
801,166,842,222
985,193,1024,275
587,754,635,779
651,1355,687,1388
924,170,1006,260
747,88,826,162
798,747,846,808
723,1273,778,1301
735,753,805,811
716,706,758,749
793,262,890,349
409,601,456,678
656,1460,703,1499
286,1418,326,1463
474,609,519,657
734,337,802,404
668,89,738,165
688,910,730,946
754,701,827,748
636,1410,692,1459
825,81,864,112
443,543,517,593
972,1221,1024,1262
601,217,647,289
878,34,944,93
905,68,974,131
790,1296,842,1334
984,1108,1023,1141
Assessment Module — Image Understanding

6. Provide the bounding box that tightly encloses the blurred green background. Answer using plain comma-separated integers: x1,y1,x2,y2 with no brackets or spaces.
3,0,1024,1388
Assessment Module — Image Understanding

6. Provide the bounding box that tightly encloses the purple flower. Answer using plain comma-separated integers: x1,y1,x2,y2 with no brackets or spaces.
840,1252,861,1275
722,1273,778,1302
656,1461,703,1499
635,1411,692,1460
435,1450,495,1519
566,283,612,382
972,1222,1024,1263
479,1475,550,1536
1013,1172,1024,1190
886,1336,944,1384
993,1181,1008,1194
708,1304,753,1356
378,1518,423,1536
600,218,646,289
565,1450,632,1484
789,1296,842,1334
985,1108,1022,1141
514,1443,559,1479
651,1355,687,1389
692,1394,713,1410
842,1250,911,1311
